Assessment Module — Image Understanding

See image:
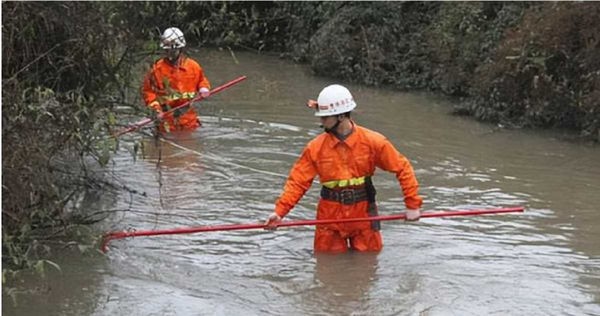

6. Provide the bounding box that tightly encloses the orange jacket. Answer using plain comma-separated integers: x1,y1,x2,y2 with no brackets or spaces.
275,123,423,218
142,56,210,131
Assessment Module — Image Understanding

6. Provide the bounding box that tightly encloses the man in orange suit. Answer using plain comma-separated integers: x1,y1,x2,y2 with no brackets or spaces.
142,27,211,132
265,84,423,252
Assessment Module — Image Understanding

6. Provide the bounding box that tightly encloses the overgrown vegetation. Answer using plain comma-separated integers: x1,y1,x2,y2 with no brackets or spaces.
127,1,597,138
2,2,138,273
2,0,599,281
468,2,600,137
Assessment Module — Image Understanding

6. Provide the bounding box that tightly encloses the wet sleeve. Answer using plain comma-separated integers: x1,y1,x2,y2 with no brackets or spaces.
274,147,317,217
375,139,423,210
142,68,158,106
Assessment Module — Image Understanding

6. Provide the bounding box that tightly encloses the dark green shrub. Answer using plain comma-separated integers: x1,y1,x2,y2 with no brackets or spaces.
469,2,600,138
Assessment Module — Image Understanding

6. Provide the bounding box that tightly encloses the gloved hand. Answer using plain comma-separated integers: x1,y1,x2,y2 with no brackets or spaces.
199,87,210,98
406,209,421,221
149,100,165,119
149,100,163,113
264,212,282,230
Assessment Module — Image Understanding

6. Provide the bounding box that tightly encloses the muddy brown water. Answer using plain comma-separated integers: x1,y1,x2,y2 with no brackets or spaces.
3,49,600,316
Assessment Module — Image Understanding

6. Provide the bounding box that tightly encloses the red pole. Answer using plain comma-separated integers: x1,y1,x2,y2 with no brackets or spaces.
101,206,524,252
113,75,247,137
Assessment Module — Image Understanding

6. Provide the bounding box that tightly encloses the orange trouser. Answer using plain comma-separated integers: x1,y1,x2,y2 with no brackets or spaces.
157,109,200,133
314,228,382,252
313,199,382,252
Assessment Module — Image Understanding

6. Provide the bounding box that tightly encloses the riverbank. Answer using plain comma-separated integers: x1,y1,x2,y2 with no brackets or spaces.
3,0,598,274
131,2,598,141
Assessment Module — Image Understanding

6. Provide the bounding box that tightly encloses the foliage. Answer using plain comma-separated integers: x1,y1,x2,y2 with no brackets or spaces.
308,2,440,87
2,2,137,271
425,2,530,96
468,2,600,137
112,1,335,57
2,0,599,276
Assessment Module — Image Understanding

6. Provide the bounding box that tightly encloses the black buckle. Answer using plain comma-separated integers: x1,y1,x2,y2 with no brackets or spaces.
339,189,355,205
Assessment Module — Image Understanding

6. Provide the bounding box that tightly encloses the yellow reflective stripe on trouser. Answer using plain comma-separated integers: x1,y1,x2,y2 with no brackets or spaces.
322,176,366,189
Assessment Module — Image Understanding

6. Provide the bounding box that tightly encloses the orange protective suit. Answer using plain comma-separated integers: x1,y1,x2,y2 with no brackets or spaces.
142,56,210,132
275,123,423,252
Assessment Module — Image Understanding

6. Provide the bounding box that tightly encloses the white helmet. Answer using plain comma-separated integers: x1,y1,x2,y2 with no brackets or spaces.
314,84,357,117
160,27,186,49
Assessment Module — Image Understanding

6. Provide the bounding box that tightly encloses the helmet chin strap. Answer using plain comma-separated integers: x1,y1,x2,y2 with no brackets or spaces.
324,116,343,134
166,49,181,64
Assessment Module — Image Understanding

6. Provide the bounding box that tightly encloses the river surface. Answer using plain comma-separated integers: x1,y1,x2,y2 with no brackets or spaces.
4,49,600,315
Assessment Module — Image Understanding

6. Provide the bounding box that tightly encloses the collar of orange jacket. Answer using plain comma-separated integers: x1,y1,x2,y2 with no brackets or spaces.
325,121,358,148
159,55,192,70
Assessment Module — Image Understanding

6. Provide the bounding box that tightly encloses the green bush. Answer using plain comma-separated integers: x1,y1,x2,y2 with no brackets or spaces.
3,0,599,275
468,2,600,138
2,1,134,270
425,2,530,96
308,2,439,87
